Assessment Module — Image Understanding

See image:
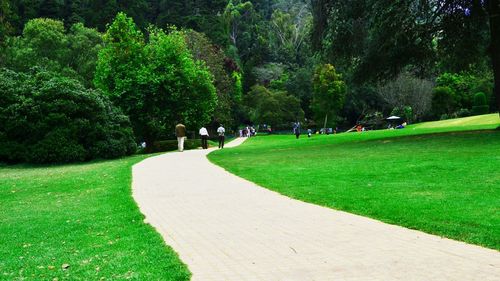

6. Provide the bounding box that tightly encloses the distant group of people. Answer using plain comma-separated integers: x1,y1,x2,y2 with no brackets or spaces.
174,118,409,152
239,126,256,137
387,122,407,130
356,124,366,132
175,123,226,152
293,123,338,139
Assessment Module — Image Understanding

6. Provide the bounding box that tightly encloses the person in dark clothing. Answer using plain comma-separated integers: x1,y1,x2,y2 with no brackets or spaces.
293,122,301,139
217,124,225,149
175,123,187,152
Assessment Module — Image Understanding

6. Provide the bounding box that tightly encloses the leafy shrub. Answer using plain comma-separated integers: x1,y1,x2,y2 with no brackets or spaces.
472,92,489,115
431,86,456,117
455,108,472,118
0,68,136,163
473,92,487,106
440,114,450,120
435,72,494,114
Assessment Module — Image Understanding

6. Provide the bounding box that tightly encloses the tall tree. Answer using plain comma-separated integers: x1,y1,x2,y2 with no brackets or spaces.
268,7,311,65
95,13,217,148
184,29,238,127
312,64,346,129
310,0,331,52
488,0,500,113
0,0,14,43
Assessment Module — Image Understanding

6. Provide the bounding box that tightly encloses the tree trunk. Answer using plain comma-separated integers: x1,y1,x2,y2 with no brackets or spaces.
310,0,331,52
323,114,328,133
488,0,500,116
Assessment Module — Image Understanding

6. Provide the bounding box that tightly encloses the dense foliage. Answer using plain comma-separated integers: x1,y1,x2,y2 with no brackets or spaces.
244,85,304,128
95,13,217,149
0,0,498,162
184,30,240,128
1,18,102,87
312,64,346,128
0,68,136,163
311,0,499,123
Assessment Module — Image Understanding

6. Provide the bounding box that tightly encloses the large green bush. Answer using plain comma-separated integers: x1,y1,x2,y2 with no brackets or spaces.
431,86,456,117
472,92,489,115
0,68,136,163
434,72,493,113
149,139,202,153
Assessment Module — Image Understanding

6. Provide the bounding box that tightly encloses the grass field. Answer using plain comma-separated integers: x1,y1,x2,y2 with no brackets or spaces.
208,114,500,250
0,156,190,280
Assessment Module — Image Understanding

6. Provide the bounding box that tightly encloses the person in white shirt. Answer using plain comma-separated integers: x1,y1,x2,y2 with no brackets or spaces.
199,126,209,149
217,125,225,149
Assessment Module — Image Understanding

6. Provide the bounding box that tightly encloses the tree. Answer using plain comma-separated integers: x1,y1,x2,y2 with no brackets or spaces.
1,18,103,87
95,13,217,149
377,72,434,122
286,66,314,119
488,0,500,114
312,64,346,129
310,0,332,52
431,86,456,118
0,0,14,43
268,7,311,64
223,0,254,46
184,29,237,128
0,68,136,163
66,23,103,86
245,85,304,128
146,28,217,134
222,0,268,68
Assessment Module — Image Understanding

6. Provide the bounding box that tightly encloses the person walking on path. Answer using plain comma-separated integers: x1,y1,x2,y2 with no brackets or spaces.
175,123,187,152
217,124,225,149
199,126,209,149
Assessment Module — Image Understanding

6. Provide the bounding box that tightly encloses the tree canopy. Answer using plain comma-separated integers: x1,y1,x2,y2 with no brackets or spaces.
0,0,498,163
95,13,217,149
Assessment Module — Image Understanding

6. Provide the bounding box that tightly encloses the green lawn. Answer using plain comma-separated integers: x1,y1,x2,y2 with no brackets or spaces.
0,156,190,280
208,114,500,250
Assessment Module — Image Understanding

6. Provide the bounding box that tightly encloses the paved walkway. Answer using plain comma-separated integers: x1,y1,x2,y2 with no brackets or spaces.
132,138,500,281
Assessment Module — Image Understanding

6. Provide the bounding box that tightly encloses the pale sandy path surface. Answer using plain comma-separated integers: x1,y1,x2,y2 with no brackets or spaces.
132,137,500,281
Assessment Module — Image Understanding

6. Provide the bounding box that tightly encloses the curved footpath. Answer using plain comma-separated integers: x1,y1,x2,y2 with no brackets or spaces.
133,138,500,281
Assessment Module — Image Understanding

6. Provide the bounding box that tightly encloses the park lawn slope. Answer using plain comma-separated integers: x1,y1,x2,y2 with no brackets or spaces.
0,156,190,280
208,118,500,250
413,113,499,129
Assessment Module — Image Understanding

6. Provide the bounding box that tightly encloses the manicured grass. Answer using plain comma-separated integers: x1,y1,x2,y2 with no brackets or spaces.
208,115,500,250
414,113,500,129
0,156,190,280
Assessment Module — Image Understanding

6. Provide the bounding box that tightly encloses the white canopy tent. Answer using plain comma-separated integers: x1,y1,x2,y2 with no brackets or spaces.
386,116,401,120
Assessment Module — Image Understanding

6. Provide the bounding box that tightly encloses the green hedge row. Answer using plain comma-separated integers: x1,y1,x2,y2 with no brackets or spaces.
150,139,202,153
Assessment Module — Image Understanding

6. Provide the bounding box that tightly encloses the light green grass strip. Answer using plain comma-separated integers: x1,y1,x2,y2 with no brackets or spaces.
209,117,500,250
414,113,499,129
